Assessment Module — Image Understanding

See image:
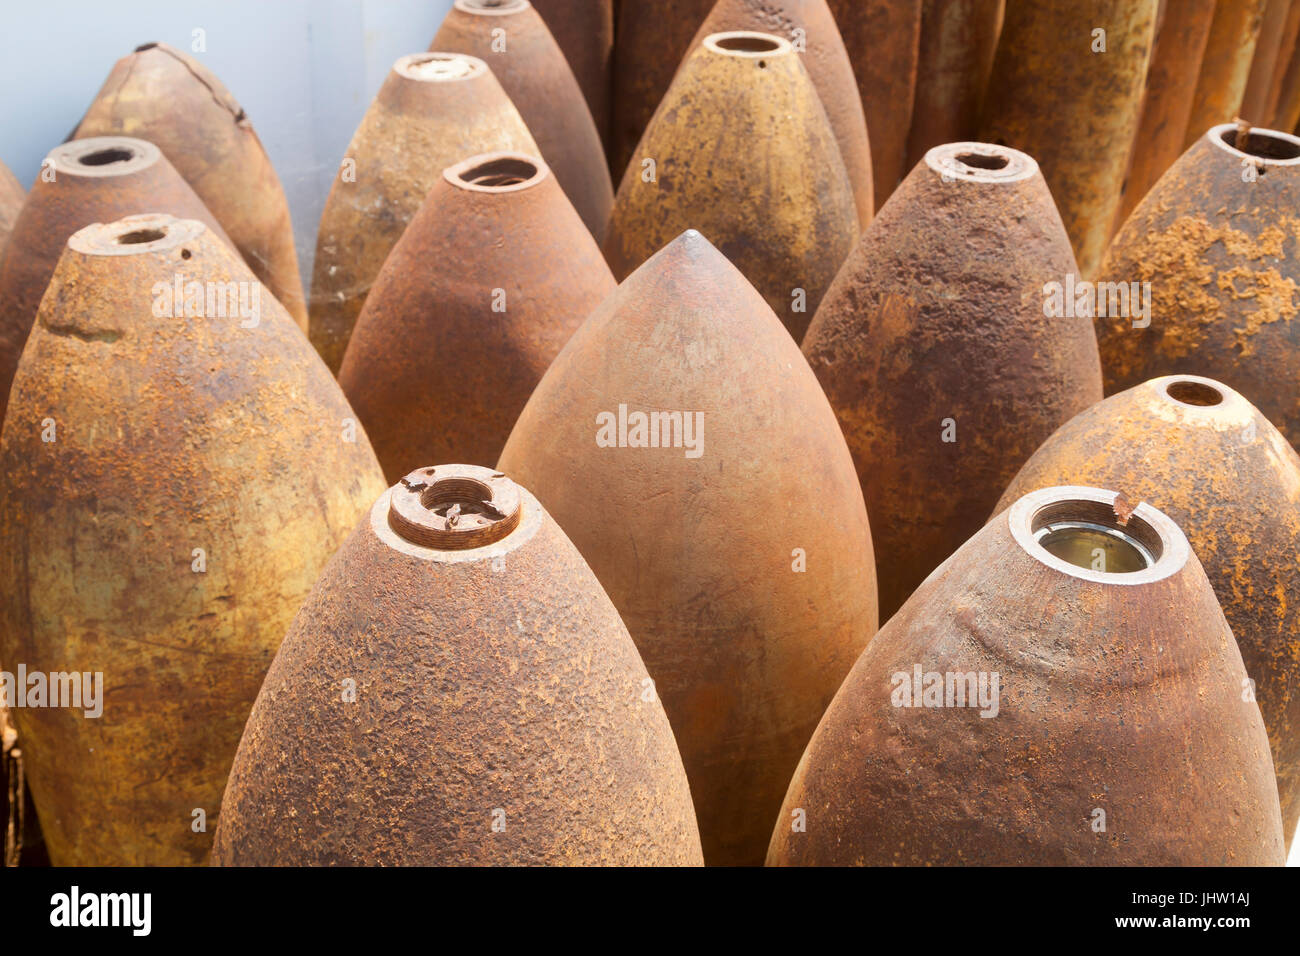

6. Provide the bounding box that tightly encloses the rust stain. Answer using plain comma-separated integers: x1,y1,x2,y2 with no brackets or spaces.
1097,127,1300,445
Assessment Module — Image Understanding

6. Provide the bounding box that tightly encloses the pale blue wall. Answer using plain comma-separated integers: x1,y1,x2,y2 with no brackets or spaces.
0,0,456,280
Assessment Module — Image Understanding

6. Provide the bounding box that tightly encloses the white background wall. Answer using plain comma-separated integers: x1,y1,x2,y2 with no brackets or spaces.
0,0,456,282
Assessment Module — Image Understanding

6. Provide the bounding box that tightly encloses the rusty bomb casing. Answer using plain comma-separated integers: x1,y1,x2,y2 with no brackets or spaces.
1096,123,1300,449
1118,0,1215,227
904,0,1004,172
0,137,232,425
827,0,923,208
212,464,703,866
499,230,878,865
74,42,307,328
308,52,539,373
531,0,614,147
980,0,1157,275
610,0,715,181
682,0,874,227
1183,0,1268,149
432,0,614,242
604,31,858,343
768,486,1285,866
0,214,386,865
803,142,1103,622
996,375,1300,848
339,152,615,480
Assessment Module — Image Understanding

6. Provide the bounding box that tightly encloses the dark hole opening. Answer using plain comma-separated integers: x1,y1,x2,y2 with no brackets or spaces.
461,157,538,188
420,477,497,520
1221,127,1300,160
1166,380,1223,407
716,35,781,53
79,148,135,167
117,228,167,245
957,152,1009,170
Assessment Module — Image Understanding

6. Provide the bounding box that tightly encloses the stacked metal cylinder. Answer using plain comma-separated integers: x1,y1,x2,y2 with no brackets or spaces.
2,0,1298,867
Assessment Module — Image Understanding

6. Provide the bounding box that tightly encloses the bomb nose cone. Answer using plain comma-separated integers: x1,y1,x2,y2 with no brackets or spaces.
212,460,702,865
74,41,307,328
432,0,614,241
387,464,522,550
68,213,207,256
673,227,709,252
646,228,718,272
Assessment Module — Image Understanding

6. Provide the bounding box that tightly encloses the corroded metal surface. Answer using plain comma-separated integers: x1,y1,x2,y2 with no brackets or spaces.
432,0,614,242
904,0,1003,171
684,0,874,226
532,0,614,146
980,0,1157,276
212,465,703,866
1,152,34,864
499,231,878,865
0,160,22,255
1263,0,1300,128
1183,0,1267,148
996,376,1300,847
0,214,386,865
1,691,18,864
74,42,307,329
0,137,232,425
828,0,922,208
339,152,615,481
308,53,539,373
610,0,715,181
1096,123,1300,447
803,143,1103,621
604,32,858,342
1118,0,1215,227
769,486,1285,865
1271,3,1300,129
1240,0,1294,125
